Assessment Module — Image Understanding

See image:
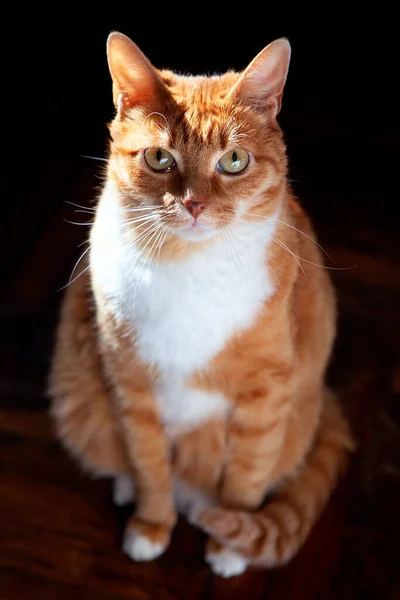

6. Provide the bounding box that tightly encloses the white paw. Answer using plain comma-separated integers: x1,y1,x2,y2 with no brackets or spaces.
122,529,165,562
113,475,135,506
206,548,248,578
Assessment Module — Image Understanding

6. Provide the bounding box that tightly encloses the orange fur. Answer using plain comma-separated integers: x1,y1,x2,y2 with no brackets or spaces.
48,32,353,573
199,392,354,566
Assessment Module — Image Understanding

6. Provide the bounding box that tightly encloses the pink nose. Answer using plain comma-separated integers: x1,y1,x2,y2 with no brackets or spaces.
182,199,205,220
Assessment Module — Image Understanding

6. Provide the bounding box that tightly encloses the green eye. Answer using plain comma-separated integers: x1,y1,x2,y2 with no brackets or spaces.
218,149,250,174
144,148,176,172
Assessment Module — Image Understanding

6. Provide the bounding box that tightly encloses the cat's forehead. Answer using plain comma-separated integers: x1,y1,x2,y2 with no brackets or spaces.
160,70,240,106
114,71,258,154
156,70,250,149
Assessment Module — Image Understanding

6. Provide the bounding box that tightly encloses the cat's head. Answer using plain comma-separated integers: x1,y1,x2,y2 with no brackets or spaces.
106,33,290,245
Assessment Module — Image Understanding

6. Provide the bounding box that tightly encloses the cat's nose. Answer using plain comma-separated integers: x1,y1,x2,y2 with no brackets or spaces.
182,199,205,220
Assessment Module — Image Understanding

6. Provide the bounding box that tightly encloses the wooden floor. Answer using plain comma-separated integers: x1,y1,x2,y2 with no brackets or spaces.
1,99,400,599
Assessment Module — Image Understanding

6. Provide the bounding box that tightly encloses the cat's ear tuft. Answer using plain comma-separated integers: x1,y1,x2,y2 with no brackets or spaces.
107,32,164,115
231,38,291,116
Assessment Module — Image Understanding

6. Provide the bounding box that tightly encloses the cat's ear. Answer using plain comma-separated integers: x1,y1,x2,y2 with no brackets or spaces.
107,32,164,115
231,39,291,116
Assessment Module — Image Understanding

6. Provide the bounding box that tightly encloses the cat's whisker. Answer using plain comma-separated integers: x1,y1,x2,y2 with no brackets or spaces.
69,244,92,283
271,236,311,287
145,224,166,271
130,224,165,309
63,219,94,226
221,115,236,140
156,228,169,275
118,223,162,316
143,226,167,300
231,130,258,145
121,216,158,229
58,244,92,291
122,219,161,244
121,217,159,236
59,264,91,292
122,228,158,254
287,255,356,271
226,208,355,271
74,209,97,215
228,220,284,296
123,211,158,220
252,210,338,266
120,210,159,225
123,206,158,212
65,201,96,212
268,262,284,295
81,154,107,162
142,112,173,139
122,212,158,222
136,224,165,261
147,226,166,278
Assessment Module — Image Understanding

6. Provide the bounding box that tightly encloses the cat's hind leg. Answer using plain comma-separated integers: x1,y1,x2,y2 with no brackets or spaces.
49,273,128,477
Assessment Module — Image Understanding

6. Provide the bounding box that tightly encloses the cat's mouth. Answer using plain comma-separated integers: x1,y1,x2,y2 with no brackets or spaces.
172,219,217,242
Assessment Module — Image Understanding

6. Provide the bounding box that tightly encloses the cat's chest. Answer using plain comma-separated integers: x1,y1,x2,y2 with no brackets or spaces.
126,244,272,374
125,252,272,372
91,204,276,374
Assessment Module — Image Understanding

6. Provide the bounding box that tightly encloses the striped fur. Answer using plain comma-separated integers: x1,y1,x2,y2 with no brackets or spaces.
199,391,354,567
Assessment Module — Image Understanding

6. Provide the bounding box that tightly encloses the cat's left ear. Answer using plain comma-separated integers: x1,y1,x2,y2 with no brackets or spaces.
231,39,291,117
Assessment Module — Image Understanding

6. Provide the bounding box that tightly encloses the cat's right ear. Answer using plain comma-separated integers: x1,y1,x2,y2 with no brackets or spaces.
107,32,164,116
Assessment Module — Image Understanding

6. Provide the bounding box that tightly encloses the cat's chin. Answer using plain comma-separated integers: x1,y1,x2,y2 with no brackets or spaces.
173,224,217,242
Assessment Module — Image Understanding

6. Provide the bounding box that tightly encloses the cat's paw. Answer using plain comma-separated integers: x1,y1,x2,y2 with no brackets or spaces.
206,546,248,578
123,530,165,561
113,474,135,506
122,519,171,562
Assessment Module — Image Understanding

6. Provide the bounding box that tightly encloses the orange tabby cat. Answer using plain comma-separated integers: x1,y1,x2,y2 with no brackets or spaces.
49,32,354,577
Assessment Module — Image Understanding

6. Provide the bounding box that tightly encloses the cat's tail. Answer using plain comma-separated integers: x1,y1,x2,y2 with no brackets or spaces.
48,270,128,475
198,391,354,567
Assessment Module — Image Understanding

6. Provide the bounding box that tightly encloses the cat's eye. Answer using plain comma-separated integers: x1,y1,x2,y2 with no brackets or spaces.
218,149,250,174
144,148,176,172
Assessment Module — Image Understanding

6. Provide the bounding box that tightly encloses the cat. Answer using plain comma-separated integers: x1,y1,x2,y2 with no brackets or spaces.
48,32,354,578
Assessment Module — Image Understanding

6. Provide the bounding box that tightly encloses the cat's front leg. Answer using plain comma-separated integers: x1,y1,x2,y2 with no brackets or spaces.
172,421,250,577
113,379,176,560
172,419,225,524
200,384,291,577
100,332,177,560
219,380,292,511
173,420,225,496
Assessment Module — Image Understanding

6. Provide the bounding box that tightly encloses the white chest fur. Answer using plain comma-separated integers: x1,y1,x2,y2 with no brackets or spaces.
90,189,277,434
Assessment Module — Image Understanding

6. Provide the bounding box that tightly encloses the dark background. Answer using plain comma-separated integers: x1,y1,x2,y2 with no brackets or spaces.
1,12,400,599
